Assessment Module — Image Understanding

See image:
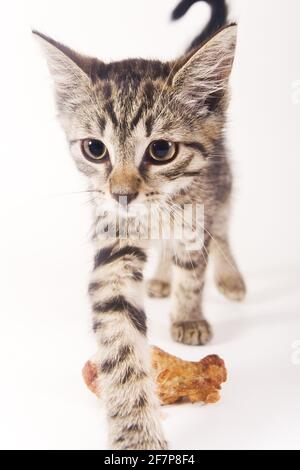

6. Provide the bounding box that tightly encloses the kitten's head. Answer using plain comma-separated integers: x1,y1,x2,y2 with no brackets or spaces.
34,25,236,216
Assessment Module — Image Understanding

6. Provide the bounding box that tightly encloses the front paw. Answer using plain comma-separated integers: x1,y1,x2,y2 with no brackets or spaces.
171,320,213,346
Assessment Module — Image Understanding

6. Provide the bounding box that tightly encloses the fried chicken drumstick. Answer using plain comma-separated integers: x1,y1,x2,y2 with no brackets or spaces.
83,346,227,405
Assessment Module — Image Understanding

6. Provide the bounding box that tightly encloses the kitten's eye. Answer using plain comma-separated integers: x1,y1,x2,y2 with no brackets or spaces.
81,139,108,162
147,140,177,164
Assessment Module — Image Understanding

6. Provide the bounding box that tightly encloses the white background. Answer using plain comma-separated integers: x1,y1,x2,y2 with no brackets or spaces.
0,0,300,450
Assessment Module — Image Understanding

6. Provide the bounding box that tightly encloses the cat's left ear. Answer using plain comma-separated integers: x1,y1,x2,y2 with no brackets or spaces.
172,24,237,113
33,31,94,109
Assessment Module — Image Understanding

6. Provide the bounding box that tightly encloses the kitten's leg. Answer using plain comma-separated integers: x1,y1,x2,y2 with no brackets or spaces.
147,243,172,298
211,203,246,302
90,239,167,450
211,237,246,301
171,240,212,346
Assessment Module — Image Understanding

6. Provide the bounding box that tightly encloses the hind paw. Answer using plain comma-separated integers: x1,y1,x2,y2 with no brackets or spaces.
147,279,171,298
216,272,246,302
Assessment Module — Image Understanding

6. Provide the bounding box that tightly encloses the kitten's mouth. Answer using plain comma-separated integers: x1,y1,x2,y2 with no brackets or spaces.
96,193,167,222
119,202,149,218
105,197,148,219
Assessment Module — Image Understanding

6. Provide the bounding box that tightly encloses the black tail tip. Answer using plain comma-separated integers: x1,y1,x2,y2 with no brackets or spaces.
171,0,193,21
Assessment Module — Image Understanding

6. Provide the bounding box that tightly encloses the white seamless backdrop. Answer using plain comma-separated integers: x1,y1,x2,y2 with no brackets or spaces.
0,0,299,450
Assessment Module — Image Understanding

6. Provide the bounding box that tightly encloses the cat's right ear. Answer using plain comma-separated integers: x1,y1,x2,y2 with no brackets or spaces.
33,31,94,108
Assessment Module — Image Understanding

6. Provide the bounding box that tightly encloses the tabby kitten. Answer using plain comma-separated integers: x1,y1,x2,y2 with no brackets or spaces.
34,0,246,450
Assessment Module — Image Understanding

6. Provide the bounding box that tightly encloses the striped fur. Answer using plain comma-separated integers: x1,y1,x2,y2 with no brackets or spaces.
35,0,246,451
90,238,167,449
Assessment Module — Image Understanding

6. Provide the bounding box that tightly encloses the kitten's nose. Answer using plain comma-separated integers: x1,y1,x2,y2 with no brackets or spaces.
112,192,138,206
109,166,141,206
